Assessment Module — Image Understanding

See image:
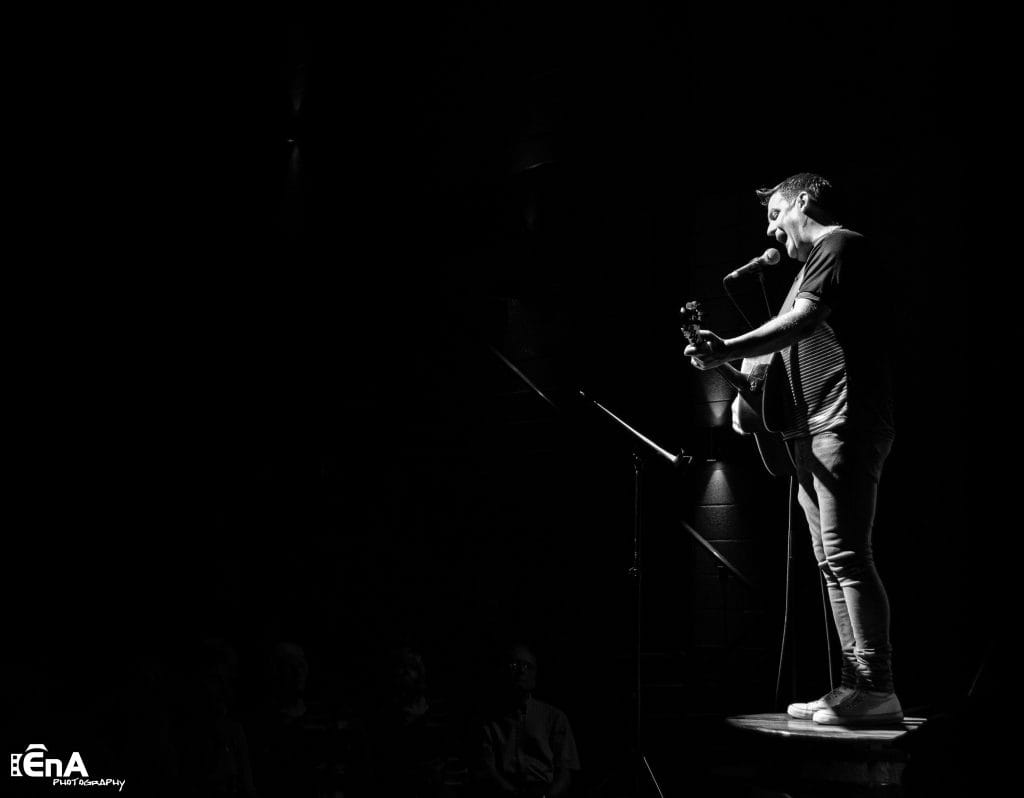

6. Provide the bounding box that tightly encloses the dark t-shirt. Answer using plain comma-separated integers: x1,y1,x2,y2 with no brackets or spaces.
776,228,895,439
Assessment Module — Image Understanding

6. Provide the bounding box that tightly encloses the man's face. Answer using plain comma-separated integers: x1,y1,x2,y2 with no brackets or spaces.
765,191,806,261
507,646,537,694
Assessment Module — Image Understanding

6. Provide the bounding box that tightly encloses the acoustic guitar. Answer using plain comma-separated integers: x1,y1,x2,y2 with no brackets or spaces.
680,300,794,477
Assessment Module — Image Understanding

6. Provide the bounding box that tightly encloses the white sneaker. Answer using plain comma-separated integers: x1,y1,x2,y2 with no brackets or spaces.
812,690,903,725
786,685,857,720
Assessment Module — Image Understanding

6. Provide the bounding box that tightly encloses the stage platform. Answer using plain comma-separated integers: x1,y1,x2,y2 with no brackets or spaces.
726,712,927,744
722,713,929,794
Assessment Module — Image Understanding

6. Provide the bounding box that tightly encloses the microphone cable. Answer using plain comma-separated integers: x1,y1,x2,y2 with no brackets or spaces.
722,276,758,332
820,561,836,692
758,273,774,320
773,466,839,709
723,272,777,334
774,473,797,709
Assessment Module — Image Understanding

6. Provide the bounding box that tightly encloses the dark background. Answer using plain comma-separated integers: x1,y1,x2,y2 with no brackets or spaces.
8,3,981,795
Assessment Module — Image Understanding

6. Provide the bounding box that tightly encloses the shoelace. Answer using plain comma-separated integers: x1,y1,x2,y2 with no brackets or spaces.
838,692,867,708
821,685,855,704
836,691,892,709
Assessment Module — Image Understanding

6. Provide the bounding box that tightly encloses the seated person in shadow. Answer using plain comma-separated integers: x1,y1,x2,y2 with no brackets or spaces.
360,647,449,798
176,637,255,798
477,643,580,798
247,640,345,798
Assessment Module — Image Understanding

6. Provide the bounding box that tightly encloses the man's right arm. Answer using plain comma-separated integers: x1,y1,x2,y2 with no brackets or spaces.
687,297,829,371
723,297,830,360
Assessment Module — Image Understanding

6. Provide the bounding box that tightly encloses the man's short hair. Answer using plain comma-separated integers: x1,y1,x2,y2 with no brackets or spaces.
756,172,836,211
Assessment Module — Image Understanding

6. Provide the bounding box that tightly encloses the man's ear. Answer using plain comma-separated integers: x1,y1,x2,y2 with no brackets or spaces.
796,191,810,211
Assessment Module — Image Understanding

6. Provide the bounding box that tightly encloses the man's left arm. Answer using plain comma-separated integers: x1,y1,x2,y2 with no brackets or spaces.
685,297,830,370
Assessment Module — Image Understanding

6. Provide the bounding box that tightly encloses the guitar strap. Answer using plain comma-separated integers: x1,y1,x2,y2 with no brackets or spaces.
780,265,807,315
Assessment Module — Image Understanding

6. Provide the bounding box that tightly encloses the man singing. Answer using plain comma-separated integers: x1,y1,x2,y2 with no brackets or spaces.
684,172,901,725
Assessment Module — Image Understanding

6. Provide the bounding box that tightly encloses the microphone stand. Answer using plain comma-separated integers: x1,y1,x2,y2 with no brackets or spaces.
577,390,689,798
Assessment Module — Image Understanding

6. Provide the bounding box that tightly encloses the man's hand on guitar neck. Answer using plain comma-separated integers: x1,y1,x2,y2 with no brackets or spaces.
684,298,830,371
684,329,731,370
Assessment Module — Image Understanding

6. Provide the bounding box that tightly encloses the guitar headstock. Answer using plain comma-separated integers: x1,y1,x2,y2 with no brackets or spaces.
680,300,703,345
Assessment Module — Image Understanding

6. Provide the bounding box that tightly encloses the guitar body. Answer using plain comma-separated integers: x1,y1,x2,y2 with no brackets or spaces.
733,353,794,478
732,356,772,434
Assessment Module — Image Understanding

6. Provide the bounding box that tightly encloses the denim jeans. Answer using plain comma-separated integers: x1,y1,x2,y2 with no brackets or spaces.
792,428,895,693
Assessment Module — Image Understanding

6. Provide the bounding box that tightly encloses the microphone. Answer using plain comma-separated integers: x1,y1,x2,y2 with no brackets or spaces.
725,248,780,280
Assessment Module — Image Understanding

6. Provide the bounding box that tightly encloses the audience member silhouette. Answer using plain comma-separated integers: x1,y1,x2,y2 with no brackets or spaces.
247,640,343,798
94,650,179,796
175,637,255,797
477,643,580,798
359,646,450,798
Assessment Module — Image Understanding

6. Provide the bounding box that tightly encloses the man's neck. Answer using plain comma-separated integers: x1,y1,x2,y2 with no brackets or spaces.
809,222,842,245
796,222,841,261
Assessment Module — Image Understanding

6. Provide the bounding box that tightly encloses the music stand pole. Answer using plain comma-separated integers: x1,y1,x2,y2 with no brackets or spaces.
579,391,690,798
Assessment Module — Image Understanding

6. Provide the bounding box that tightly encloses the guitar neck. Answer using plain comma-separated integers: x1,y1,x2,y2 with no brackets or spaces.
682,309,757,401
684,328,753,397
715,361,750,395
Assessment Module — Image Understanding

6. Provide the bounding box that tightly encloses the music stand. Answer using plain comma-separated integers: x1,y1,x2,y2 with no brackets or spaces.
486,345,756,796
578,390,690,798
